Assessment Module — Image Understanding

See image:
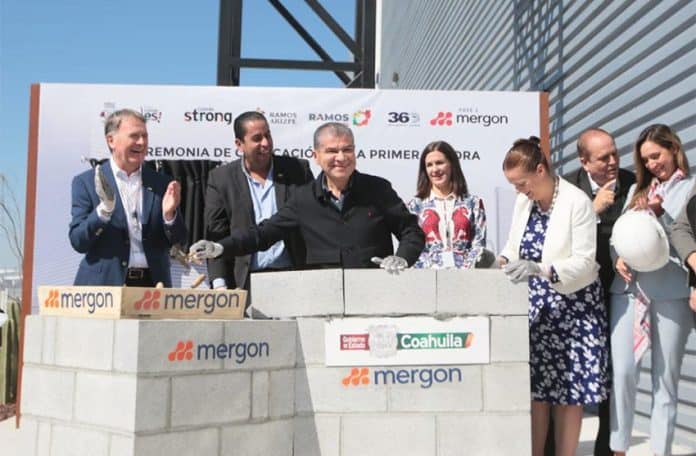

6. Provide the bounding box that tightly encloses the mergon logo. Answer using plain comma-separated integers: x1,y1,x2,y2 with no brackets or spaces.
44,289,115,314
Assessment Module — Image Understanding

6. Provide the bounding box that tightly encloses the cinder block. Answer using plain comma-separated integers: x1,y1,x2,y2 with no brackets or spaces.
134,428,218,456
344,269,437,315
41,316,57,364
110,434,135,456
437,269,528,315
23,316,43,364
37,420,51,456
270,369,295,418
438,414,531,456
171,372,251,427
0,414,38,456
134,376,169,432
134,321,225,373
21,366,74,420
295,366,387,413
491,316,529,362
252,371,269,420
388,365,482,412
221,320,297,370
341,415,436,456
250,269,344,318
113,320,141,373
54,318,114,370
296,318,326,366
483,363,530,412
293,415,340,456
220,419,293,456
74,372,136,431
50,423,109,456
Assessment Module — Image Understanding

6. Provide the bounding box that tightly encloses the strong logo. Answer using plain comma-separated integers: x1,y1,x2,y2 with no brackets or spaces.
133,290,161,310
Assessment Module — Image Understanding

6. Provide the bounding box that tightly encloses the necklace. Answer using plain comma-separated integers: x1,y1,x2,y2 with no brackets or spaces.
536,176,559,215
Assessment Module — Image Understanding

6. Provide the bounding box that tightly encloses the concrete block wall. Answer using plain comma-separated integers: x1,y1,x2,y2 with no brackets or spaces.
20,316,297,456
286,269,531,456
18,269,530,455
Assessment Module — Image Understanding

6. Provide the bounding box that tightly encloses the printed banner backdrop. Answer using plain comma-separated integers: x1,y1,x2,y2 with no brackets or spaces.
30,83,541,310
325,317,490,366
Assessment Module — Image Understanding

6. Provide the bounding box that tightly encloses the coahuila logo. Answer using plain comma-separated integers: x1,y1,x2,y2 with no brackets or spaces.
341,366,463,389
43,289,114,314
340,325,473,358
352,109,371,126
168,339,270,363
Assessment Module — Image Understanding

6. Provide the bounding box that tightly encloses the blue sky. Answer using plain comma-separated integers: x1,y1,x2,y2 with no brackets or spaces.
0,0,355,268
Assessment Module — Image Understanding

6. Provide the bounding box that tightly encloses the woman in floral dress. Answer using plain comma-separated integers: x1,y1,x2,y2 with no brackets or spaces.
499,137,609,456
407,140,487,269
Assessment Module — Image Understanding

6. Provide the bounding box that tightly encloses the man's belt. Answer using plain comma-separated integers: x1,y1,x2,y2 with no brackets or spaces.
126,268,150,279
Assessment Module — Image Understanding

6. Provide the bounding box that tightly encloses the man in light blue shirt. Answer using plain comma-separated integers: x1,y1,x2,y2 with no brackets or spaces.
204,111,313,291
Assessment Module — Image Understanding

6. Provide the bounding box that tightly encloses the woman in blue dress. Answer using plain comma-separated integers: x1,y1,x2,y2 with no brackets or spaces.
499,137,609,456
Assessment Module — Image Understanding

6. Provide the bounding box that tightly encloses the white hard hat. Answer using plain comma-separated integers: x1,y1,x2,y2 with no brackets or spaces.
611,210,669,272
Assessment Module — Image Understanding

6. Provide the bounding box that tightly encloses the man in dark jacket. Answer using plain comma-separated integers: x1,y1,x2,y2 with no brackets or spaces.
191,122,424,271
204,111,313,291
546,127,635,456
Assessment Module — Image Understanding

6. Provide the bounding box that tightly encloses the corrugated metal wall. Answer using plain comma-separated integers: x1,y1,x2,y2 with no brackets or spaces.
378,0,696,449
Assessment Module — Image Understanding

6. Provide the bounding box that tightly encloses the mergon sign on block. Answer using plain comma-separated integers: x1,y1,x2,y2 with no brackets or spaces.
38,286,246,320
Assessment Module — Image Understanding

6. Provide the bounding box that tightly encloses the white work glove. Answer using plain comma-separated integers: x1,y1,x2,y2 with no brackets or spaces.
503,260,541,283
189,240,224,263
94,164,116,213
371,255,407,274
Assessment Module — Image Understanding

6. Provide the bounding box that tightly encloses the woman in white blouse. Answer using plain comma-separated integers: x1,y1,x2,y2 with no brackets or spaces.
407,140,487,269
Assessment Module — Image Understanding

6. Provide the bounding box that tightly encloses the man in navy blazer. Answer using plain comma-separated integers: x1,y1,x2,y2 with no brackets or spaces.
69,109,187,287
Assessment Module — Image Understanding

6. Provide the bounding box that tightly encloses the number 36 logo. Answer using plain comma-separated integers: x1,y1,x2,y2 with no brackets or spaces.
387,111,420,124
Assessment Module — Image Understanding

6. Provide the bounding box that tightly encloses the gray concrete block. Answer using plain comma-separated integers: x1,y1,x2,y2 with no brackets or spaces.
41,316,57,365
252,371,269,420
295,366,387,413
134,376,169,432
74,372,136,431
220,419,293,456
296,318,326,366
341,415,436,456
110,434,135,456
293,415,340,456
437,269,528,315
344,269,437,315
270,369,295,418
113,320,141,373
491,316,529,362
438,414,531,456
250,269,344,318
222,320,296,370
483,363,531,412
135,321,224,373
0,415,37,456
388,365,482,412
50,423,109,456
37,420,51,456
23,315,42,364
54,318,114,370
171,372,250,427
21,366,74,420
134,428,218,456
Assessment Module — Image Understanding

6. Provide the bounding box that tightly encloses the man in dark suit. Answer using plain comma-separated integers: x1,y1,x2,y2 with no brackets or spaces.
69,109,187,287
544,128,635,456
203,111,314,291
191,122,424,272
